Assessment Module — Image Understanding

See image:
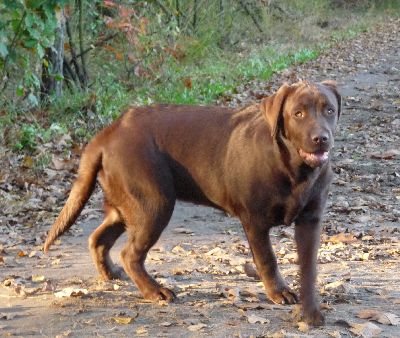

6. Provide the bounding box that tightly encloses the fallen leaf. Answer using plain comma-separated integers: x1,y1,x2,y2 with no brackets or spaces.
112,316,134,325
54,287,88,298
183,77,192,89
369,149,400,160
325,233,357,244
42,280,56,292
356,309,400,325
160,321,173,327
17,250,27,257
205,247,226,256
51,258,61,266
172,227,193,234
267,331,285,338
28,250,38,258
32,275,45,282
136,326,148,335
171,245,186,254
55,329,72,338
216,284,240,302
349,322,382,337
188,323,207,331
51,156,74,171
297,321,310,332
21,156,34,168
247,314,270,324
290,304,303,321
328,330,342,338
324,280,357,294
0,313,17,320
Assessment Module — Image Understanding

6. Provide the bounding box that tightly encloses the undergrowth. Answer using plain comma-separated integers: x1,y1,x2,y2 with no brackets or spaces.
0,1,398,165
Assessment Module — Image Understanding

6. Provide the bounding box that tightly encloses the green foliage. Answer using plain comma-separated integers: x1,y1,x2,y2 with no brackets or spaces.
140,46,321,105
13,121,68,151
14,124,39,151
0,0,67,104
0,0,397,154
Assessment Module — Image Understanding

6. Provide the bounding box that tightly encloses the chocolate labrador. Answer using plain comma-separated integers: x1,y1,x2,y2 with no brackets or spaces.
44,80,341,325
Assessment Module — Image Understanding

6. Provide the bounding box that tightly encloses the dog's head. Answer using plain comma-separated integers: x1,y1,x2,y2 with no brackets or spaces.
260,80,341,168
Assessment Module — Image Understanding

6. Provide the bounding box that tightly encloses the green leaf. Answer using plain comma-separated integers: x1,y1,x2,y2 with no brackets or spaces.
24,38,38,48
16,85,24,97
54,73,64,81
24,12,36,28
27,27,41,40
36,43,45,58
27,92,39,107
4,0,23,10
25,73,40,88
29,0,47,9
0,43,8,59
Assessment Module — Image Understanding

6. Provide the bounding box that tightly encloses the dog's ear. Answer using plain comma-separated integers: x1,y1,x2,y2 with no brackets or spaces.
260,83,292,138
321,80,342,118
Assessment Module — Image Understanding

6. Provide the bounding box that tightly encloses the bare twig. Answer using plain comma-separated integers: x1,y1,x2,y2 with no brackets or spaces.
65,18,84,86
153,0,173,18
176,0,181,28
75,33,118,59
0,11,27,94
238,0,264,33
193,0,199,32
77,0,88,87
63,56,78,85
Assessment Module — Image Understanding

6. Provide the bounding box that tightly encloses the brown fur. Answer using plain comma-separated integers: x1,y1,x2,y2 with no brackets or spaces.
44,81,341,326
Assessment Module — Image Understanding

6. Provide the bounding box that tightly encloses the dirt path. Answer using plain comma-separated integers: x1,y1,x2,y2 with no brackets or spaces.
1,19,399,338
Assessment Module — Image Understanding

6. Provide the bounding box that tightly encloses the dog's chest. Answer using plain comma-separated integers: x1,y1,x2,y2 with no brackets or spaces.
270,175,319,226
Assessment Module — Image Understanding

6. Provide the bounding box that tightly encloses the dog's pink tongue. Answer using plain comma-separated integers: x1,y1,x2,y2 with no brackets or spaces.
299,149,329,166
313,151,329,161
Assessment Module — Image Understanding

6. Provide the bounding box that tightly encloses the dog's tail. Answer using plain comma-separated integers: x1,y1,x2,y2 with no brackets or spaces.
43,140,102,252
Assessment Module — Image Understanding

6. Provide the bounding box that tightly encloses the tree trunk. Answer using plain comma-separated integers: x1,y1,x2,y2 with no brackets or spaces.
77,0,88,88
41,8,65,99
176,0,181,29
193,0,199,33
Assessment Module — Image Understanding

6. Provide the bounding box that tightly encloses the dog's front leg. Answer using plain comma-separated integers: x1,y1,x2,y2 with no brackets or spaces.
295,204,325,326
242,220,298,305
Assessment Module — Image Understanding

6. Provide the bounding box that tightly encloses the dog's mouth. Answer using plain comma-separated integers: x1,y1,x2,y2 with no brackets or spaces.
298,149,329,168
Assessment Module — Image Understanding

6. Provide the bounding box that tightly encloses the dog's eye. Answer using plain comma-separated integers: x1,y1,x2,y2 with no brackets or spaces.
294,111,304,118
327,108,334,115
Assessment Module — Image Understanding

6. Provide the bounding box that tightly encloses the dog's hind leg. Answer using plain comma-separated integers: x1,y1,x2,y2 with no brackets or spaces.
88,203,126,280
120,199,175,301
117,177,176,301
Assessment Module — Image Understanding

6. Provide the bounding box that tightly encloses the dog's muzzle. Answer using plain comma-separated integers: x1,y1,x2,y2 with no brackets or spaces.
299,149,329,168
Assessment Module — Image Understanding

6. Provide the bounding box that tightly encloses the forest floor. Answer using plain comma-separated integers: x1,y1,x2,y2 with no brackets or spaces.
1,18,399,338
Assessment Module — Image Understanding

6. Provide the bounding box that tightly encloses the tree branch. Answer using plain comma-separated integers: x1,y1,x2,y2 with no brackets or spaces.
65,18,85,86
77,0,88,87
238,0,264,33
75,32,118,59
0,11,27,94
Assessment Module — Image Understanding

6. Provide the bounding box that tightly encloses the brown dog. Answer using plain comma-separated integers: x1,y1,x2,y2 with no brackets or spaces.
44,80,341,326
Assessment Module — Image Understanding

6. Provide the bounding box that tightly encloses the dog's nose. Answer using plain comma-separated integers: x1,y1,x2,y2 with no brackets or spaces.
311,133,329,145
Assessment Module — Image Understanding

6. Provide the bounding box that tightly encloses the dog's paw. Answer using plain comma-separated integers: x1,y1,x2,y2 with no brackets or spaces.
303,308,325,326
268,286,298,305
144,286,176,302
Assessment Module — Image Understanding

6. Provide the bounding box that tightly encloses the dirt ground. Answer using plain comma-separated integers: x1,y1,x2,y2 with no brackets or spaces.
1,19,399,338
